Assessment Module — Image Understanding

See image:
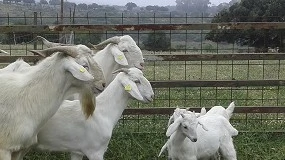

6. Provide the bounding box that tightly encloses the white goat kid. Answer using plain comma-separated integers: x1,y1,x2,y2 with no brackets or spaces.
206,102,235,120
29,67,154,160
159,112,238,160
167,107,207,127
0,46,104,160
162,112,208,160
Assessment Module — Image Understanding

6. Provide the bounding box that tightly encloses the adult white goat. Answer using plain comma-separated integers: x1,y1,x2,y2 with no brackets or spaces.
0,46,105,160
26,67,154,160
159,111,238,160
89,35,145,85
0,59,30,73
37,35,145,85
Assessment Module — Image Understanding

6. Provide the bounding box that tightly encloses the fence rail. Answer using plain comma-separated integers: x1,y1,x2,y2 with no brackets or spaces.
123,106,285,115
2,53,285,63
1,22,285,33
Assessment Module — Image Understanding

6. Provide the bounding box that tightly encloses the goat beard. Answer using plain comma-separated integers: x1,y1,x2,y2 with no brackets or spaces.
80,88,95,119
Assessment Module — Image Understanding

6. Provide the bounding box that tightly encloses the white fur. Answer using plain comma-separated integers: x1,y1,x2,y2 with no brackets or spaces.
167,107,206,127
0,59,30,73
206,102,235,121
24,68,154,160
159,110,238,160
0,52,96,159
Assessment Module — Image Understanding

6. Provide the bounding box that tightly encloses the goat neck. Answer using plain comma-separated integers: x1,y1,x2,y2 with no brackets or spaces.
93,73,129,127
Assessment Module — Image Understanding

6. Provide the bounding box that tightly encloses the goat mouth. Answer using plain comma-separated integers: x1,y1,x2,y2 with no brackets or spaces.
144,97,153,103
135,65,144,70
93,87,104,94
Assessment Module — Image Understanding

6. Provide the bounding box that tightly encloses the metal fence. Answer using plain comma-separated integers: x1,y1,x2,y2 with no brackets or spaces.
0,13,284,134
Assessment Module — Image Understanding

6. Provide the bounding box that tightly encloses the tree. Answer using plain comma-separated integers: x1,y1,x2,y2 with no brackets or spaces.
88,3,99,10
23,0,35,5
175,0,210,15
40,0,48,5
125,2,137,11
205,0,285,51
143,31,171,51
145,5,169,12
49,0,60,6
77,3,88,10
64,1,76,9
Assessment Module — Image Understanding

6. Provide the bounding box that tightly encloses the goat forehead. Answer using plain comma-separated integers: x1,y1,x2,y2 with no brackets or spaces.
128,68,143,75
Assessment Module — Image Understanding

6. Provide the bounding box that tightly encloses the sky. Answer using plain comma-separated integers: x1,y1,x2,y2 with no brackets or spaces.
67,0,231,7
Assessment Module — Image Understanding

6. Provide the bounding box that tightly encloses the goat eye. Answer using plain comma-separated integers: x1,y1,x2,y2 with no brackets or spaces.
83,65,89,70
183,126,187,129
134,80,140,84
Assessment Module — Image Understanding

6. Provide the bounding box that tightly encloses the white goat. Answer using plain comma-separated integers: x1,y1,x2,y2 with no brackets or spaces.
0,46,105,160
37,35,144,101
25,68,154,160
206,102,235,121
159,112,238,160
37,35,145,85
167,107,207,127
88,35,145,85
0,59,30,73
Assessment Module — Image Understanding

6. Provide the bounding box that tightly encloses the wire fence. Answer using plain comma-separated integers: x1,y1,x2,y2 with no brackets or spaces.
0,14,285,132
0,12,285,159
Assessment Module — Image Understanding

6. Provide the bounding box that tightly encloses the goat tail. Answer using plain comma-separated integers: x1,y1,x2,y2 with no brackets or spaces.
226,102,235,118
223,119,238,137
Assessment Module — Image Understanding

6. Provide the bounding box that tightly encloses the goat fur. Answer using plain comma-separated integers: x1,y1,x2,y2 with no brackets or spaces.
0,52,96,159
25,68,154,160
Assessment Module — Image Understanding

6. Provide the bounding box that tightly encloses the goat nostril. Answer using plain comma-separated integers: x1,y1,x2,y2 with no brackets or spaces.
151,95,154,99
102,83,106,88
193,138,197,142
140,63,144,67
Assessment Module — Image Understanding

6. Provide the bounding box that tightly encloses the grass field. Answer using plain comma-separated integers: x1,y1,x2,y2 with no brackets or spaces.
0,45,284,159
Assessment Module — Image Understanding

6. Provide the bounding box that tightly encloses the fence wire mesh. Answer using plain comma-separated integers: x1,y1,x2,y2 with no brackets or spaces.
0,13,284,159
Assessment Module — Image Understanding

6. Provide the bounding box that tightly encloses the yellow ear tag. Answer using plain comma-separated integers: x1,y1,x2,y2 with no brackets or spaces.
80,68,85,73
118,55,124,60
124,84,132,91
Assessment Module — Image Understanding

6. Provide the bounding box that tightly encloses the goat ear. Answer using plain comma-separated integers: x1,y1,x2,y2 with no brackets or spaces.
226,101,235,118
111,47,128,66
64,58,94,81
167,115,174,127
166,116,182,137
120,77,144,101
198,120,208,131
200,107,207,116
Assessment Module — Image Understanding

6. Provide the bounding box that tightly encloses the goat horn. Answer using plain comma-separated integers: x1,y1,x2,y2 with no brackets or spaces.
30,46,79,58
0,49,9,55
89,36,121,50
112,68,130,74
